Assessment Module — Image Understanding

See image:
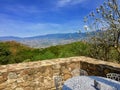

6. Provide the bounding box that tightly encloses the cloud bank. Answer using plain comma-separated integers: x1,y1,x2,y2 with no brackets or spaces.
57,0,86,7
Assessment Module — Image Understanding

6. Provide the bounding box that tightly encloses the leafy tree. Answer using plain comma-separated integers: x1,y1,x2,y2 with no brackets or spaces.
84,0,120,61
38,51,56,60
0,44,11,64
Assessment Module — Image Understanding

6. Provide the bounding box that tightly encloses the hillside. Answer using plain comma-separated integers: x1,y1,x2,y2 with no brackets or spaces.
0,41,90,65
0,41,34,64
0,41,119,65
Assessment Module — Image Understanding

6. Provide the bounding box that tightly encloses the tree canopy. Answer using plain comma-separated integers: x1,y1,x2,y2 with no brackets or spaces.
84,0,120,61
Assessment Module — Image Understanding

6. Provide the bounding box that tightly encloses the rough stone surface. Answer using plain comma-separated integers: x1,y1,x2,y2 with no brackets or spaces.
0,56,120,90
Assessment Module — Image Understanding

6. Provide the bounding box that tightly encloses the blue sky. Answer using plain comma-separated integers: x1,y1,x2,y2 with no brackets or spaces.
0,0,105,37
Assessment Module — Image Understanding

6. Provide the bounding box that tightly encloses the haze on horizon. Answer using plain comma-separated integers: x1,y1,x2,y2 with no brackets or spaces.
0,0,104,37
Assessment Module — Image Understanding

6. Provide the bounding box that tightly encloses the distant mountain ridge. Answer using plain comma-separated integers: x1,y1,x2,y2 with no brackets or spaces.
0,36,21,41
25,33,86,39
0,32,87,48
0,32,87,40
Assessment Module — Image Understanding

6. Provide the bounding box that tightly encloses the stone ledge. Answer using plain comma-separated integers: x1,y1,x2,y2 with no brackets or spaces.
0,56,120,72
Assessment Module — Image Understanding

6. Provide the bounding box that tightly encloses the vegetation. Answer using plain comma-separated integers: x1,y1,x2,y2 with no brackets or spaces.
84,0,120,61
0,41,90,65
0,41,119,65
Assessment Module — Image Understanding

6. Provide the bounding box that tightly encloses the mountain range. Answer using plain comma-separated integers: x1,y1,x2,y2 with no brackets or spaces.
0,32,88,48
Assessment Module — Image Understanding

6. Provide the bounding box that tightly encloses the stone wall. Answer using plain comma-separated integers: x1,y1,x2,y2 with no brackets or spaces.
0,56,120,90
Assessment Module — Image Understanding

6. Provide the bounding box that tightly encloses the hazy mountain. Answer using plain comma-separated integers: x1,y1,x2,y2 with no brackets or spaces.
0,32,87,48
0,36,21,41
25,33,86,39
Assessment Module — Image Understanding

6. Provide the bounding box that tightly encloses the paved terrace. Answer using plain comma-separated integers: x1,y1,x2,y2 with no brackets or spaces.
0,56,120,90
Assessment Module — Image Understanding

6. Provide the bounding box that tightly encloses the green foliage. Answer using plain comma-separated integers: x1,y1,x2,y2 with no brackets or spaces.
59,50,74,58
89,43,120,63
0,41,119,65
0,41,33,64
38,51,56,60
69,42,89,56
108,48,120,63
0,42,11,64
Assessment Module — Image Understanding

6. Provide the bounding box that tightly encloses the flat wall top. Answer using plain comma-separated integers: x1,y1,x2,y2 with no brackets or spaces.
0,56,120,73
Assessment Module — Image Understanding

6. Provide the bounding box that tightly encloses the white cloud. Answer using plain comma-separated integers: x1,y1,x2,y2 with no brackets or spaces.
2,4,43,15
0,17,82,37
0,19,60,37
57,0,86,7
